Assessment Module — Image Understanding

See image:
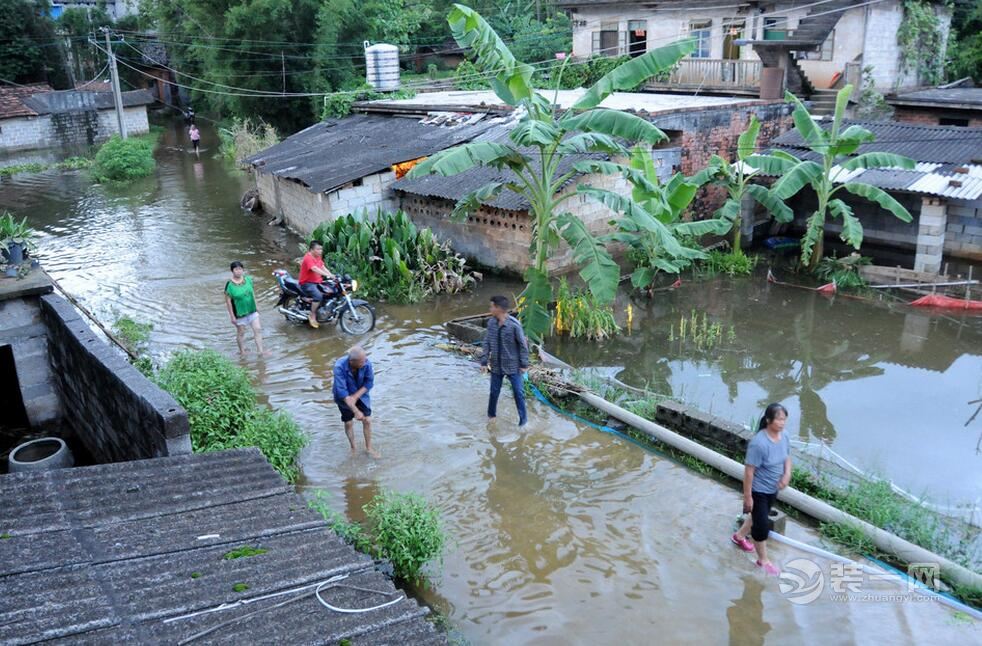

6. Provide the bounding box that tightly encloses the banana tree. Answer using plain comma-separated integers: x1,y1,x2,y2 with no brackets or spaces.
406,4,696,341
772,85,915,270
573,145,731,292
702,115,796,251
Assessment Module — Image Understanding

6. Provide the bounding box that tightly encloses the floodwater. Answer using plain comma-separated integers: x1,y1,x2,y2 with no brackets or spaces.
1,122,978,643
549,275,982,506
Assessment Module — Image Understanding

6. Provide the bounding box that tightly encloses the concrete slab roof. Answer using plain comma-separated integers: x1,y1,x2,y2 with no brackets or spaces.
362,89,765,115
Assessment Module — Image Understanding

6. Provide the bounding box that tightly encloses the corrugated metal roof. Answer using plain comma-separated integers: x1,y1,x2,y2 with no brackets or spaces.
888,87,982,108
0,449,445,644
245,113,494,194
393,122,605,211
771,120,982,164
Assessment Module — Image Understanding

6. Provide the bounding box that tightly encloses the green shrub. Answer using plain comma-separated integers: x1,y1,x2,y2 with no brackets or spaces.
365,490,446,586
92,135,156,182
112,315,152,355
218,118,279,163
309,211,475,304
815,254,870,289
0,163,47,177
553,277,619,340
307,490,374,553
154,349,306,481
452,59,490,90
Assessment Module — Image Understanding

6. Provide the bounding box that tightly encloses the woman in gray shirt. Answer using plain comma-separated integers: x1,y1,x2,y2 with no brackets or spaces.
730,403,791,576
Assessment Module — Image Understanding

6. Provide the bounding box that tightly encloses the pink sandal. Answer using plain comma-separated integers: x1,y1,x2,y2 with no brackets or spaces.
731,533,755,552
757,560,781,577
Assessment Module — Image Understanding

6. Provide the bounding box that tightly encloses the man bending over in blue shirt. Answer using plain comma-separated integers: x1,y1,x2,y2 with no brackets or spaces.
333,346,378,458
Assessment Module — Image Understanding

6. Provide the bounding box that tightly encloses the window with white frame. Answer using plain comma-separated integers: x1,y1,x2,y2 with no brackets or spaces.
689,20,711,58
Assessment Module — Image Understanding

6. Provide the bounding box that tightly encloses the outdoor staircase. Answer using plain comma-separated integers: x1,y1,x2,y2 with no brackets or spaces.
809,89,839,116
746,0,852,102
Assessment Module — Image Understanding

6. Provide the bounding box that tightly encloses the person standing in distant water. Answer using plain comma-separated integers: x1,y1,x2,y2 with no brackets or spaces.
731,403,792,576
224,261,268,357
333,346,378,458
189,123,201,155
481,295,529,427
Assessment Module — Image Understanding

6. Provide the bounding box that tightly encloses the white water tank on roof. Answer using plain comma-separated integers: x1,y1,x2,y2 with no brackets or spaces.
365,42,400,92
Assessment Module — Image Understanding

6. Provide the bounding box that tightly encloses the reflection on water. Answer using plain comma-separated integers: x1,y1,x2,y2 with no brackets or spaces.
550,275,982,503
2,121,976,643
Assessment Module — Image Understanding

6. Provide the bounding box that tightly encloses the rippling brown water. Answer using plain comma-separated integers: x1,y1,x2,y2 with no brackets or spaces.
2,123,977,643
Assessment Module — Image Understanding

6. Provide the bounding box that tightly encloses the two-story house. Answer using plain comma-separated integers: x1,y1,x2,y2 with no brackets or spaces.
558,0,952,112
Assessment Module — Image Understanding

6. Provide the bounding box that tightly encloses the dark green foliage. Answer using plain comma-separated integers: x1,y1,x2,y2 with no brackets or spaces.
223,545,269,560
452,59,490,90
309,211,475,303
308,489,447,586
898,0,946,85
154,350,307,481
0,163,46,178
947,1,982,82
700,249,757,277
232,582,249,593
365,490,446,586
190,571,202,579
92,135,156,183
814,255,870,289
0,0,70,87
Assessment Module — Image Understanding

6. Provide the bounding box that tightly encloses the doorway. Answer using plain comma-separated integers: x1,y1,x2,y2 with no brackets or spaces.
628,20,647,58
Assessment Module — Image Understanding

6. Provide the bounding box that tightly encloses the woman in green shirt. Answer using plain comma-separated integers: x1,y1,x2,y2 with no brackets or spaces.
224,261,268,357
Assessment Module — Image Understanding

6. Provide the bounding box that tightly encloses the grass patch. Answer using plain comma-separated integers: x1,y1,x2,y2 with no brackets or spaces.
232,583,249,593
218,117,279,164
154,349,307,482
223,545,269,560
0,532,11,539
553,277,619,340
0,163,46,177
54,156,93,171
112,315,152,355
190,571,202,579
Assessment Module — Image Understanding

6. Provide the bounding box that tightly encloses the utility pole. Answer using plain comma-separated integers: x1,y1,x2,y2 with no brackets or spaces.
103,28,127,139
281,52,286,95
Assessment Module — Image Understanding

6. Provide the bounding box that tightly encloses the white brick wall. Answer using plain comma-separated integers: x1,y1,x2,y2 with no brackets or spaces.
0,106,149,152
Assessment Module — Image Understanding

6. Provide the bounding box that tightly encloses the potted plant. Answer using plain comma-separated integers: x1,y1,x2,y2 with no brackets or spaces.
0,212,36,277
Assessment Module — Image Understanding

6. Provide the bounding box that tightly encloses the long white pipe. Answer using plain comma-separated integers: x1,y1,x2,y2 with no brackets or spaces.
769,531,982,622
578,391,982,591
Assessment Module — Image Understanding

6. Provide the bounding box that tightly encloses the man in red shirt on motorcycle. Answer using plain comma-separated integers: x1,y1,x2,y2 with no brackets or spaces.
299,240,335,328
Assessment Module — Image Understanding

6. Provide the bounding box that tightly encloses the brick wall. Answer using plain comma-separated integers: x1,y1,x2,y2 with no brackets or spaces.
893,107,982,128
254,170,398,237
40,294,191,462
0,107,150,152
650,102,793,217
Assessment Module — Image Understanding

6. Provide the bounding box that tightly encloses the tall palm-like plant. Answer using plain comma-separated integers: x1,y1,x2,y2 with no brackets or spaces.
703,115,796,251
772,85,916,270
574,146,731,291
407,4,695,341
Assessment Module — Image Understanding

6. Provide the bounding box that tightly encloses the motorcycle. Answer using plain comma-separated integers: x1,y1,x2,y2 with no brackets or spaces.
272,269,376,335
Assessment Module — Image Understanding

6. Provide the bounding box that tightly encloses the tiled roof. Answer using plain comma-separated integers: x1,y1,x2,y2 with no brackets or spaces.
0,449,445,644
245,113,496,194
0,83,52,119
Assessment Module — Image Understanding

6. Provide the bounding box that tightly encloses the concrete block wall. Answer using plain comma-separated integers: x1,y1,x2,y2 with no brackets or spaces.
399,170,625,275
946,201,982,260
255,170,398,237
40,294,191,462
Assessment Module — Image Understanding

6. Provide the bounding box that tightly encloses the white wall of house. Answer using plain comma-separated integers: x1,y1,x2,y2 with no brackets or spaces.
567,1,950,91
0,106,148,152
255,169,399,237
